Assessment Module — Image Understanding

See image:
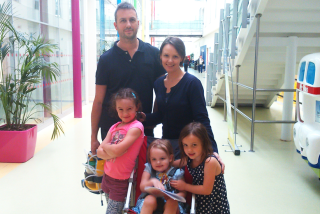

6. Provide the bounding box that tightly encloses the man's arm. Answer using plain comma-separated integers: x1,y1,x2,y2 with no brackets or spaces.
91,85,107,155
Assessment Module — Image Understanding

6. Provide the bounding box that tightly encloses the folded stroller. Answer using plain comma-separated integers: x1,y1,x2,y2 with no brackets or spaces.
81,151,106,205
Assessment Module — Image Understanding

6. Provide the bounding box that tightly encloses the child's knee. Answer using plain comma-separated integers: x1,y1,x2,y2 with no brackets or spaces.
164,198,179,212
143,195,157,206
165,198,178,206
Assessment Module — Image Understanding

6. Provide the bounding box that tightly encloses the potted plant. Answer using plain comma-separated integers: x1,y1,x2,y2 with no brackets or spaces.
0,2,64,163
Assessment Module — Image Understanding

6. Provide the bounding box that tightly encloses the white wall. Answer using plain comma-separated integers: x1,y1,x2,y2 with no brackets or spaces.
191,0,231,63
193,30,218,63
84,0,97,102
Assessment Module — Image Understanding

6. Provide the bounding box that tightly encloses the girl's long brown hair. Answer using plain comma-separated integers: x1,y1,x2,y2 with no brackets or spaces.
178,122,213,166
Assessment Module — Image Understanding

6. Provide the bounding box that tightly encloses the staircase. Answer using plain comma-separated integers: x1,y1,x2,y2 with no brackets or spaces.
212,0,320,108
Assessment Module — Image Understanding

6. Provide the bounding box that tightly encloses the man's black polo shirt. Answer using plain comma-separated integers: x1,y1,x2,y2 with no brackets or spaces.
95,39,166,136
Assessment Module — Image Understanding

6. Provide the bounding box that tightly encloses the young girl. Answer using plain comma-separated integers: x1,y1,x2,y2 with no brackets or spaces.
171,122,230,214
97,88,144,214
132,139,186,214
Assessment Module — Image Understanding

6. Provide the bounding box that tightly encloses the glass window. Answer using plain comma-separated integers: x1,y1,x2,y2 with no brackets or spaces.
298,61,306,82
59,0,72,30
306,62,315,85
35,0,40,10
12,0,40,22
55,0,61,17
59,28,74,112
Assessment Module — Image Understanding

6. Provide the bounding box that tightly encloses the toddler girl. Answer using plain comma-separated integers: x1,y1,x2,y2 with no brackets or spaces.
97,88,144,214
133,139,186,214
171,122,230,214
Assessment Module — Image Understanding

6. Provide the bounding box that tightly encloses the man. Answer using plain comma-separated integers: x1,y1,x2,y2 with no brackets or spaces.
91,2,166,154
198,55,204,73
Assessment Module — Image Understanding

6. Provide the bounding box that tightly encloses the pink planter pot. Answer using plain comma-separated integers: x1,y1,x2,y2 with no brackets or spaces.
0,125,37,163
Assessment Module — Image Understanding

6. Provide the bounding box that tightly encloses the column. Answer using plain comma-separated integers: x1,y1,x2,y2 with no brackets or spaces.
40,0,52,118
84,0,97,103
281,36,297,141
145,0,150,43
99,0,105,54
72,0,82,118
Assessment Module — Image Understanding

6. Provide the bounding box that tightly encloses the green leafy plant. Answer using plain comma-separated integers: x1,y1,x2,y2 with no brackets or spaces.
0,2,64,140
190,53,194,60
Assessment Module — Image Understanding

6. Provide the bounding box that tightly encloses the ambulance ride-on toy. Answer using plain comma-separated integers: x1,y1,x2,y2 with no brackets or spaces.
293,53,320,179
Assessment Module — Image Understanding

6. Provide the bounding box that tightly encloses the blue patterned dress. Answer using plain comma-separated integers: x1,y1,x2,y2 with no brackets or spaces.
187,155,230,213
132,163,187,213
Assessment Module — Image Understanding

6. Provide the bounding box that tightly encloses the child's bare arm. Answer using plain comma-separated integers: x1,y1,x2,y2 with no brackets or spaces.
102,128,141,158
97,131,113,159
171,157,219,195
175,177,186,198
140,171,165,191
172,157,187,168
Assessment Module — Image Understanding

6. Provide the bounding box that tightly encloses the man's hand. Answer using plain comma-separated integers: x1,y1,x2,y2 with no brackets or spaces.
91,139,100,155
213,152,225,174
170,179,186,191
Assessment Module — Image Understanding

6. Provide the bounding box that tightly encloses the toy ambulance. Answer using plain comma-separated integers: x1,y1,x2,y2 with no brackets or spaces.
293,53,320,179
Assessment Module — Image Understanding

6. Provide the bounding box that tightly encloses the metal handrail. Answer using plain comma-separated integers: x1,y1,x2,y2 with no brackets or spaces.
216,12,297,152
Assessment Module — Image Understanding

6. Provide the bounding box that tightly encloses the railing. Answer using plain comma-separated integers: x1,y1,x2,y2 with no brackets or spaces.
150,20,203,31
96,20,204,32
211,0,297,152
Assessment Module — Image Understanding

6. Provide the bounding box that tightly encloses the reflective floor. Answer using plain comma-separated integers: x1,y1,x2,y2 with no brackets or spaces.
1,68,320,214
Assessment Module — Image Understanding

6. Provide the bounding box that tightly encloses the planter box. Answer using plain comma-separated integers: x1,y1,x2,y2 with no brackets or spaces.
0,124,37,163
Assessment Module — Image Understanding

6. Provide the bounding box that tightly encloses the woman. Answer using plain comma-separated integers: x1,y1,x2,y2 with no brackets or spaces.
142,37,224,169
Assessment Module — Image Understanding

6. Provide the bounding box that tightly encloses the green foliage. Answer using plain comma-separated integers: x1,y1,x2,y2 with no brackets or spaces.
190,53,194,60
0,2,64,140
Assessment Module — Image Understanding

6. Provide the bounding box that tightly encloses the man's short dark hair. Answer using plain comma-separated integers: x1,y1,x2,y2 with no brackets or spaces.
114,2,137,22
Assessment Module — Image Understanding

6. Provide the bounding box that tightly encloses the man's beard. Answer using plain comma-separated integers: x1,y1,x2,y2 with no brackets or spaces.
120,28,137,40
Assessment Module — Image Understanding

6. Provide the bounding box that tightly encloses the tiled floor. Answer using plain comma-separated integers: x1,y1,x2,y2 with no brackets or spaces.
1,68,320,214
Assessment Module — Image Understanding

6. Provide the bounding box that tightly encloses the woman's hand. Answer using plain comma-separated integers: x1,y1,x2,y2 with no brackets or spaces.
170,179,186,191
151,178,165,190
213,152,225,174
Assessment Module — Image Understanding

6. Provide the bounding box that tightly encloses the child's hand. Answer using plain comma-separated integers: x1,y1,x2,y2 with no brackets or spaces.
170,179,186,191
106,158,116,162
151,178,165,190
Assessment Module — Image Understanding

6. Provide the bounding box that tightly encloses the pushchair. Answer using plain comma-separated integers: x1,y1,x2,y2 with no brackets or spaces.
81,136,196,213
123,136,196,214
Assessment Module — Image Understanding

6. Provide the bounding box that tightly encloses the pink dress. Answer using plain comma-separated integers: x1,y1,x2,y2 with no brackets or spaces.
103,120,144,180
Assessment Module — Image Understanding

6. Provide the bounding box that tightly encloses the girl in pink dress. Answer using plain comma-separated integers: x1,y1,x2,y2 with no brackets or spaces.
97,88,144,214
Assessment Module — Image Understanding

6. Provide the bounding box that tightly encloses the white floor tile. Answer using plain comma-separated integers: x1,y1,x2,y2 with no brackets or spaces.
1,70,320,214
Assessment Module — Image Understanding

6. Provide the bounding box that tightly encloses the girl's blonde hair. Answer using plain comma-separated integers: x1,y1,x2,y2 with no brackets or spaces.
147,139,174,165
178,122,213,165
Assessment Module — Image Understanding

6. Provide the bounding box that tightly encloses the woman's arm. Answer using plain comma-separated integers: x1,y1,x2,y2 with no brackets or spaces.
143,111,163,127
101,127,141,158
188,79,226,172
188,79,219,153
140,171,165,191
170,157,219,195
